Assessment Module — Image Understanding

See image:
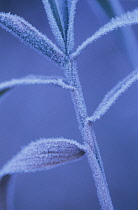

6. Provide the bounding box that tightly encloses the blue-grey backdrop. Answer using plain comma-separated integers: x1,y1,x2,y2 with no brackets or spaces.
0,0,138,209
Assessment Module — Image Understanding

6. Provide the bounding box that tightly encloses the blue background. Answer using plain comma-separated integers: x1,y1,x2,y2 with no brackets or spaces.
0,0,138,209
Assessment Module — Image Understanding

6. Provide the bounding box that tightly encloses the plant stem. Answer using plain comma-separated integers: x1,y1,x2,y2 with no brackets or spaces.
86,143,113,210
84,121,113,210
64,59,114,210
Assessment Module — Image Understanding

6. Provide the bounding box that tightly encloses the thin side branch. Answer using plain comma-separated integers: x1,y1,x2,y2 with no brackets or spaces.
0,75,75,99
72,9,138,58
88,69,138,122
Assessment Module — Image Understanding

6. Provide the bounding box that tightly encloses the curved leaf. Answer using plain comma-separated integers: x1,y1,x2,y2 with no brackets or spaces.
88,69,138,122
72,9,138,58
0,75,74,101
0,138,85,177
96,0,138,68
0,12,66,66
0,138,85,209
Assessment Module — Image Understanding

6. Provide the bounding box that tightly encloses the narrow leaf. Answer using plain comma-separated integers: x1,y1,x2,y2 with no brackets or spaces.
72,9,138,58
0,75,74,101
96,0,138,68
88,69,138,122
0,138,85,177
58,0,69,43
67,0,79,54
0,12,65,66
42,0,66,52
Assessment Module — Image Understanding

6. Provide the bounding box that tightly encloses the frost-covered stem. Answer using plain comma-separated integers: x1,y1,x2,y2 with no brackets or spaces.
64,59,114,209
64,59,87,131
83,120,107,183
84,121,113,210
86,143,114,210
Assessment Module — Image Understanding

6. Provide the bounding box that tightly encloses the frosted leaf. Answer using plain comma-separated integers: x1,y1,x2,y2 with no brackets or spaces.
42,0,66,52
95,0,138,68
0,138,85,177
72,9,138,58
88,69,138,122
0,138,85,209
0,12,66,66
67,0,79,54
42,0,78,54
0,75,74,102
58,0,69,41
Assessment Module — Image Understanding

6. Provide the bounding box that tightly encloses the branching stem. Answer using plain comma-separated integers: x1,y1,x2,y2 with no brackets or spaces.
64,59,114,210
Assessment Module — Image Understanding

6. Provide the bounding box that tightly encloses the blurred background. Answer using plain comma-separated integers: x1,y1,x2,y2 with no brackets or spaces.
0,0,138,209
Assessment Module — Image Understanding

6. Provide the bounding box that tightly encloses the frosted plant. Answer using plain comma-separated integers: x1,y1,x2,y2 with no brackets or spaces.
0,1,138,209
